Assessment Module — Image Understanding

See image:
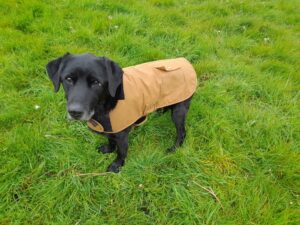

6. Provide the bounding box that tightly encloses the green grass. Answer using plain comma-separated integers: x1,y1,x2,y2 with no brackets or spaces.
0,0,299,224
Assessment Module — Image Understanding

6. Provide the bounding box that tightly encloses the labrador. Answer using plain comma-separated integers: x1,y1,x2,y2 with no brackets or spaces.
46,53,194,173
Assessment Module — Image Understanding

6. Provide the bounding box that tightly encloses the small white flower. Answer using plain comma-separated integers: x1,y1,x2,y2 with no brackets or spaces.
264,37,270,43
138,184,144,189
34,105,40,110
69,26,75,33
290,201,293,205
108,15,113,20
114,25,119,29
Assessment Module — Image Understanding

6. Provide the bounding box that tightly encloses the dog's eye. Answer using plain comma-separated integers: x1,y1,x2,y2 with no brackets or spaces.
65,77,73,83
91,80,101,87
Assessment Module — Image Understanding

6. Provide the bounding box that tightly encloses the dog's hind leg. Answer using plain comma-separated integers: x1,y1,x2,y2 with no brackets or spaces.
167,97,192,152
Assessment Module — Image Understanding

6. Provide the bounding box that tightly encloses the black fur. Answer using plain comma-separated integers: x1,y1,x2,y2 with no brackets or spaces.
46,53,193,173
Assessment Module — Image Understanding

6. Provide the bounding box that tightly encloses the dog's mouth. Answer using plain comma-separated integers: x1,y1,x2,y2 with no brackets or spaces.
67,110,94,121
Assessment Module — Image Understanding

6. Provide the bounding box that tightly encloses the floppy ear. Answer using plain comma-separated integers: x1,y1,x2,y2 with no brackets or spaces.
46,53,69,92
103,57,124,99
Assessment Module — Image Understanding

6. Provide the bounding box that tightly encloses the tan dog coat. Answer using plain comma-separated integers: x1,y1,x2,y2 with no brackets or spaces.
87,57,197,133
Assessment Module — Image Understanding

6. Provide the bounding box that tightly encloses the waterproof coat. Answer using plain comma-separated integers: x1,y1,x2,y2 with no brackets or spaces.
87,57,197,134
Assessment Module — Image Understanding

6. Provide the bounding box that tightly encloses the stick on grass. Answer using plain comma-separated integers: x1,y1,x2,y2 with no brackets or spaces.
193,181,224,209
75,172,111,177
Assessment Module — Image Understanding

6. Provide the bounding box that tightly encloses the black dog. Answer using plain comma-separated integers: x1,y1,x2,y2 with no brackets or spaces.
46,53,193,173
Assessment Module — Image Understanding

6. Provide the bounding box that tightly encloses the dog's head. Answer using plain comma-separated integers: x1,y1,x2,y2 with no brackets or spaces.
46,53,124,120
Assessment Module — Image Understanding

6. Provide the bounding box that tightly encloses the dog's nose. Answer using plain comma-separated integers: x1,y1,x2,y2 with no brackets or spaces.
68,104,84,119
69,110,83,119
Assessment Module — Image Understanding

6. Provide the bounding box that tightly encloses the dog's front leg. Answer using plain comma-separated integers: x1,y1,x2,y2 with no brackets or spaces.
107,128,130,173
97,138,116,154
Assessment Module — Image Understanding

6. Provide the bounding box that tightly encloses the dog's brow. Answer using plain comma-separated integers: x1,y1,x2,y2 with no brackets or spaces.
87,74,100,81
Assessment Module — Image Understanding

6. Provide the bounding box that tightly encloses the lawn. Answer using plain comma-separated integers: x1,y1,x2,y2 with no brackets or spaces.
0,0,299,224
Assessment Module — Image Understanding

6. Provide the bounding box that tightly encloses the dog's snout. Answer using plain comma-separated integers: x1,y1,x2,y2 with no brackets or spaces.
68,104,84,119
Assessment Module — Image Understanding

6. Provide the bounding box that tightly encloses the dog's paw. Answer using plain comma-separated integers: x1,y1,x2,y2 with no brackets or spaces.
107,161,123,173
166,145,177,153
97,145,115,154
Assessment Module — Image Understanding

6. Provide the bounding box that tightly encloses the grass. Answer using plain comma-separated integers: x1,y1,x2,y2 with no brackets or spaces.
0,0,299,224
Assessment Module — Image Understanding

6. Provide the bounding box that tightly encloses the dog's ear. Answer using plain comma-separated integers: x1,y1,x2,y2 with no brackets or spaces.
46,53,69,92
102,57,124,99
